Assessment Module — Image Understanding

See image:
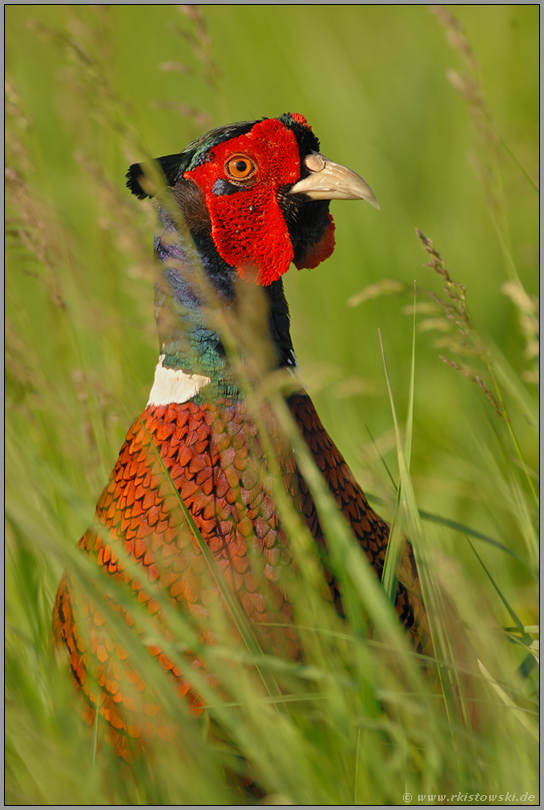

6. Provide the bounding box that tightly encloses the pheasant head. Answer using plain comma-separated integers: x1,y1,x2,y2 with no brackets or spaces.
126,113,379,397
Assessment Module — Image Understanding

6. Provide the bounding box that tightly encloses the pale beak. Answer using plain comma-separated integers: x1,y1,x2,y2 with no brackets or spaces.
288,151,380,209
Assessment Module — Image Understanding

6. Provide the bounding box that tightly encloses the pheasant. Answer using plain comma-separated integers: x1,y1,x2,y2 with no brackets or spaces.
53,112,431,762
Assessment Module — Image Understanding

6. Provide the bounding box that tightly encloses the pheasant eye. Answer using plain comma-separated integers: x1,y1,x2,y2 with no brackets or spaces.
225,155,256,180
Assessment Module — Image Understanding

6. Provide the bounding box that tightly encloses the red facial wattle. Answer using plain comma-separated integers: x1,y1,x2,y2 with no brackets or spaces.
185,117,308,286
289,112,312,129
294,213,336,271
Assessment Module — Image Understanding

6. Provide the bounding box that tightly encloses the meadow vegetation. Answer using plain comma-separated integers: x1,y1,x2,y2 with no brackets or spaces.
6,6,538,805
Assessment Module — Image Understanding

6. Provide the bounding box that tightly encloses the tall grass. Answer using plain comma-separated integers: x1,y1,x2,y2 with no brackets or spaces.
6,6,538,805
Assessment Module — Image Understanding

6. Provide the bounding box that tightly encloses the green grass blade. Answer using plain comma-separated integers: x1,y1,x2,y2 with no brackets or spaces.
378,330,404,607
465,537,525,634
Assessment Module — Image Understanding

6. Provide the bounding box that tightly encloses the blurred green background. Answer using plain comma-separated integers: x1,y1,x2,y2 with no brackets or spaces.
5,5,538,805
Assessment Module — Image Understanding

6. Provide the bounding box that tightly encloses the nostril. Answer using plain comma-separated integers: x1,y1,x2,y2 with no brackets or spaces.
303,152,326,173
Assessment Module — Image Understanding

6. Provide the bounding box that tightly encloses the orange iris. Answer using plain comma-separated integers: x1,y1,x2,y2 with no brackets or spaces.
225,154,256,180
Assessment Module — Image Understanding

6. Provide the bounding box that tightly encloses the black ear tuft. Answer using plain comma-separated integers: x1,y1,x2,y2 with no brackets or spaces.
126,154,185,200
126,163,149,199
